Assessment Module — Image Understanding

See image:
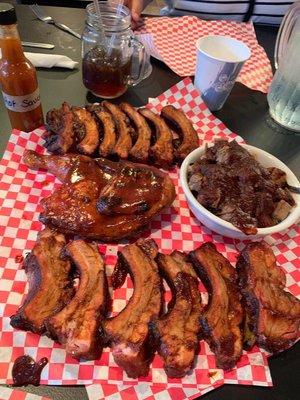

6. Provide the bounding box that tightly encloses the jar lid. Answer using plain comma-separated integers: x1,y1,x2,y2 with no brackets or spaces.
0,3,17,25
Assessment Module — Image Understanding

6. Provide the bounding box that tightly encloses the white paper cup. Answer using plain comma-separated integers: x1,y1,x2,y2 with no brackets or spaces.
194,35,251,111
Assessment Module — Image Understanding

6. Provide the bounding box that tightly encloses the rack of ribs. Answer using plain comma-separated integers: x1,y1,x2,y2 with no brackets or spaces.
153,251,202,378
23,151,176,241
47,240,108,360
103,239,162,378
237,242,300,353
43,102,199,167
10,228,74,334
189,243,243,370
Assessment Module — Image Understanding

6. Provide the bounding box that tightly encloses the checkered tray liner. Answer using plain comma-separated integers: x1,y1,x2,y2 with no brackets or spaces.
0,78,299,399
0,387,50,400
136,16,273,93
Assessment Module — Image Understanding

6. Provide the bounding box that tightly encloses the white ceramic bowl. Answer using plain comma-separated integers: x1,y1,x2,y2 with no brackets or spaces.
180,143,300,239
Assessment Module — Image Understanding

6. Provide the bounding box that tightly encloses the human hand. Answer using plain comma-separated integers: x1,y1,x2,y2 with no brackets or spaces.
123,0,146,29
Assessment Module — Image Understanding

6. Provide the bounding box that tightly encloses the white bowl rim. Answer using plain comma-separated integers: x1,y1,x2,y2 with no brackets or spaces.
180,142,300,236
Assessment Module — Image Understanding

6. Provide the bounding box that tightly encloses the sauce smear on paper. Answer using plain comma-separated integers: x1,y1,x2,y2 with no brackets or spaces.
12,355,48,386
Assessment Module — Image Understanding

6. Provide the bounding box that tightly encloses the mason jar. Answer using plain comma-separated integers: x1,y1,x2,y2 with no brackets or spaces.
82,1,151,99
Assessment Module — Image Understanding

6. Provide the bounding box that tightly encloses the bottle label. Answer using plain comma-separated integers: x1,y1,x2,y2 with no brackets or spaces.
2,88,41,113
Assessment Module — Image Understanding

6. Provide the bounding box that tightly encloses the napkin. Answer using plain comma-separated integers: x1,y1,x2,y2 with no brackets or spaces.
24,52,79,69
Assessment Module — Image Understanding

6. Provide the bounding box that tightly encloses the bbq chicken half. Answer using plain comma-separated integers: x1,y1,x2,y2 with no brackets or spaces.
23,151,176,241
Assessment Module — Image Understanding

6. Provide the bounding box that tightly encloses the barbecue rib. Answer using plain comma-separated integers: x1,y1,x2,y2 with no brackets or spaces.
10,228,74,334
44,102,75,154
87,104,117,158
23,151,176,241
154,251,202,378
103,101,132,159
190,243,243,370
237,242,300,353
47,240,108,360
120,102,151,163
139,108,174,167
103,239,162,378
73,107,99,155
161,105,198,161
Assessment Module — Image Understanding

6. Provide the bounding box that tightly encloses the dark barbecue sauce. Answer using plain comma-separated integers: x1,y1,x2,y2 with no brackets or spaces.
82,46,131,98
14,254,24,264
12,355,48,386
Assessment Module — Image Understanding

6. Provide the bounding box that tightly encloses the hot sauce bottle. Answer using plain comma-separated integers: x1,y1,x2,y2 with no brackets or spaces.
0,3,43,131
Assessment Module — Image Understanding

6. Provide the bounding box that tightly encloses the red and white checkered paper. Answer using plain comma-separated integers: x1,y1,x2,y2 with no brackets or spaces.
136,16,273,93
0,387,50,400
0,78,299,400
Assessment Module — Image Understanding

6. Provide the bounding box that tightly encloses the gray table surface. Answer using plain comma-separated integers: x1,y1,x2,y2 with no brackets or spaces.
0,4,299,400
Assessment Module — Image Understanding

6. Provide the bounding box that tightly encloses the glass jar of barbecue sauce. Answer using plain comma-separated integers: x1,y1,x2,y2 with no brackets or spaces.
82,1,151,99
0,3,43,131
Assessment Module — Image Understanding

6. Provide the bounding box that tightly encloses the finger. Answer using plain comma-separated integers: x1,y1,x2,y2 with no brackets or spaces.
130,0,144,20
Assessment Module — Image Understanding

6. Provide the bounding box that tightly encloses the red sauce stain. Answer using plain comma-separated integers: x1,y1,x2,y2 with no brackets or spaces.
40,180,50,187
14,254,24,264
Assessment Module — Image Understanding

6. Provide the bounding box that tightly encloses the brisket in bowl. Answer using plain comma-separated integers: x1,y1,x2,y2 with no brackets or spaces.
180,140,300,239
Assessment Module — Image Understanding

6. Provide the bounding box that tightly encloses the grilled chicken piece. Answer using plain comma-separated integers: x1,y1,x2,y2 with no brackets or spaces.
97,165,164,215
23,151,176,241
72,107,99,155
139,108,174,168
47,240,108,360
120,102,151,163
237,242,300,353
190,243,243,370
87,104,117,158
22,150,106,183
103,239,162,378
44,102,75,154
161,105,199,161
103,101,132,159
154,251,202,378
10,228,74,334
